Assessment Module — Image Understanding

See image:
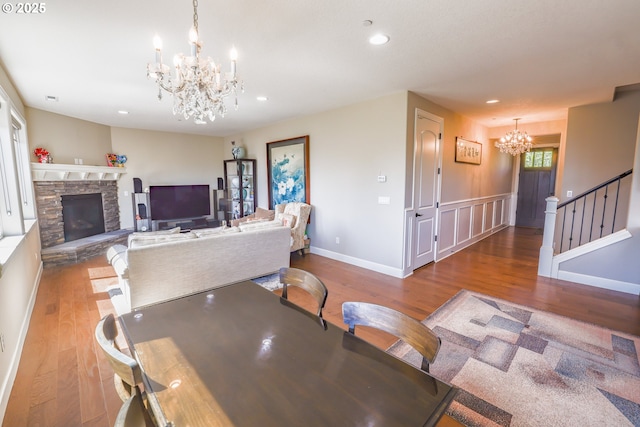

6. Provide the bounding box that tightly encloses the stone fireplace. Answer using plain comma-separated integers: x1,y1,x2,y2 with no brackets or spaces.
32,163,131,267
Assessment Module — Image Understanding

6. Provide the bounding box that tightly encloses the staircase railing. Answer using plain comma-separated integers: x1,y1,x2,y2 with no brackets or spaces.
538,169,633,277
556,169,633,253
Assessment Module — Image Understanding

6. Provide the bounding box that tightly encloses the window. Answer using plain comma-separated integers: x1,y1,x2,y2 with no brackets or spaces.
524,149,554,169
0,84,34,238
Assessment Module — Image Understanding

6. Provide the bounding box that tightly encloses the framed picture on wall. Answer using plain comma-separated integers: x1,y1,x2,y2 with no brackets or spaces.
266,135,310,209
455,137,482,165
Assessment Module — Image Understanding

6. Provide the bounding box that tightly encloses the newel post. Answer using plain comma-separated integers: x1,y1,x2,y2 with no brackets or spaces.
538,196,559,277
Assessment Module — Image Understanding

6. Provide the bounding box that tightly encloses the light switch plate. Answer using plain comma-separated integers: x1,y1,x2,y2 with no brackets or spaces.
378,196,390,205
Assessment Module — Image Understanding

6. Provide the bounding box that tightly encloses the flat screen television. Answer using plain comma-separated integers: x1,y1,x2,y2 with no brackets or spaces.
149,184,211,221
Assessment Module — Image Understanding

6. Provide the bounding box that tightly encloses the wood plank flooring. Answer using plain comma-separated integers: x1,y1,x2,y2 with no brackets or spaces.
3,226,638,426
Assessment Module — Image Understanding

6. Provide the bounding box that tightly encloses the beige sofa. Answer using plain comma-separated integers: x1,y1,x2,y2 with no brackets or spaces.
109,223,291,312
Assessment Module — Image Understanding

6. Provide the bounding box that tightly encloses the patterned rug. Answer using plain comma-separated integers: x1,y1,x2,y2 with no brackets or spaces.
251,273,282,291
388,290,640,427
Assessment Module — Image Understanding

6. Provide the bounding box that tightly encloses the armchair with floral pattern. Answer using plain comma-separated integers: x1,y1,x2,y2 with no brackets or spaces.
275,202,311,254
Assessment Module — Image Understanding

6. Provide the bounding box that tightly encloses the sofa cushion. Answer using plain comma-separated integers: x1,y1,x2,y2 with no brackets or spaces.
129,232,197,248
128,227,181,245
193,226,241,238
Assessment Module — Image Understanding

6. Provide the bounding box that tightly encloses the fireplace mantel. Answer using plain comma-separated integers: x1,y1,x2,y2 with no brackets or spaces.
31,163,126,181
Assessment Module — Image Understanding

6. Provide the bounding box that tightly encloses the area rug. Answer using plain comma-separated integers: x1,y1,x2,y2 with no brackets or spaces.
251,273,282,291
387,290,640,427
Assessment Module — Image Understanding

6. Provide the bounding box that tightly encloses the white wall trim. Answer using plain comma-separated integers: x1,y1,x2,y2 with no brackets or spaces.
550,229,633,277
439,192,512,208
556,270,640,295
310,246,405,279
0,262,42,421
437,193,511,260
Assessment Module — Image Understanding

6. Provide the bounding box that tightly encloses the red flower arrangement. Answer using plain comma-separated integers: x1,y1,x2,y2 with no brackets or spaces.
33,147,50,163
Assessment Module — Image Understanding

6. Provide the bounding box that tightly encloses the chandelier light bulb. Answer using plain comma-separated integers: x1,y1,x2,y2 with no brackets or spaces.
230,46,238,61
189,27,198,45
153,35,162,51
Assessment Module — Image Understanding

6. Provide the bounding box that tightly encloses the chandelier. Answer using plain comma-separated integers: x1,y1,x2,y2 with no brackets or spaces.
495,118,533,156
146,0,243,124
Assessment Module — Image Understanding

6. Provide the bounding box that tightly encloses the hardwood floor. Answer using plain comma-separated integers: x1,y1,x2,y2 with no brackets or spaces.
3,226,638,426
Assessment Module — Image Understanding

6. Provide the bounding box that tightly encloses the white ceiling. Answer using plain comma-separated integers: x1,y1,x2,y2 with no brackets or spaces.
1,0,639,137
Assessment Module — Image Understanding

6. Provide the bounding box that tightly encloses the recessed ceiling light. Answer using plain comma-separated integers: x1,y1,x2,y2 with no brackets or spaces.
117,110,129,115
256,96,268,102
486,99,500,104
45,95,58,102
369,33,390,45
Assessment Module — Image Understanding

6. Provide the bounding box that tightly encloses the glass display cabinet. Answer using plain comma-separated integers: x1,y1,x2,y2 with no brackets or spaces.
223,159,256,221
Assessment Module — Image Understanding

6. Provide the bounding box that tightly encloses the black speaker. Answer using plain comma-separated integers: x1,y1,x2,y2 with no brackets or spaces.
138,203,147,219
217,177,224,190
133,177,142,193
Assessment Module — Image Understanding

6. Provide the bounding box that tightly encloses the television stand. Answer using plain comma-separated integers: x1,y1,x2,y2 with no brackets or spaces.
155,218,221,231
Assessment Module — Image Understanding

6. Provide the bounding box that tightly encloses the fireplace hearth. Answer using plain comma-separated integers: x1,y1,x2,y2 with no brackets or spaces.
33,172,129,267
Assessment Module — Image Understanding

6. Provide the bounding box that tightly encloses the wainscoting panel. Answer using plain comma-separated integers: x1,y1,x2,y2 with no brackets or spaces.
472,204,484,237
437,194,511,260
457,206,472,245
438,208,457,253
484,202,494,232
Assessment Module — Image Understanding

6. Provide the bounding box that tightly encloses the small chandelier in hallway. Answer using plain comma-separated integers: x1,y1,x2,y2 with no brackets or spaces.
146,0,243,124
495,118,533,156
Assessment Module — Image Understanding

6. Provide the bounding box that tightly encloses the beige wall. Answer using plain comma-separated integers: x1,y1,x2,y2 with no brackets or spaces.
556,93,640,285
110,127,224,228
25,108,112,166
224,92,409,270
563,91,640,197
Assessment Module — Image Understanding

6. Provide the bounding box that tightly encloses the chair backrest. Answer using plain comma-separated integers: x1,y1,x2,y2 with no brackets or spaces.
342,302,441,372
114,393,156,427
279,267,328,317
95,314,143,398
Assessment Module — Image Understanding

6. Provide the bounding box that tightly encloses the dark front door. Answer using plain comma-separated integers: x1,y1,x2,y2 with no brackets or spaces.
516,148,558,228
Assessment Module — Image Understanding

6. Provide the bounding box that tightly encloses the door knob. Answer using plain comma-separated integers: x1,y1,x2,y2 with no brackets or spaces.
415,213,423,217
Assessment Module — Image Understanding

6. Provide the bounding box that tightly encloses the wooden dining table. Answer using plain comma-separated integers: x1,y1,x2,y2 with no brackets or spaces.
118,280,457,426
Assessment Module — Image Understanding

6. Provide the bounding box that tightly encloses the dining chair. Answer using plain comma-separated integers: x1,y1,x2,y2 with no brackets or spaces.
95,313,144,402
279,267,328,317
342,301,441,372
114,393,156,427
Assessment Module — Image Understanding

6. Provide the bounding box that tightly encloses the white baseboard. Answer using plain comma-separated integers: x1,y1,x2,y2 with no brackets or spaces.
309,246,405,278
0,262,43,422
557,270,640,295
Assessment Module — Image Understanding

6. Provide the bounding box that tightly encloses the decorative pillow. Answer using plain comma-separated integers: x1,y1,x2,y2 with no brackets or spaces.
230,213,256,227
192,226,240,238
255,207,276,221
238,219,284,231
276,212,296,228
128,232,196,248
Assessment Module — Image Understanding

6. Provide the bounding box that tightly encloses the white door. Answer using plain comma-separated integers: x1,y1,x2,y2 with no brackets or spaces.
412,111,442,269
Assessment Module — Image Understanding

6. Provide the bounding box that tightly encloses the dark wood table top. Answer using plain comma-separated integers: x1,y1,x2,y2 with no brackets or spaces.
119,281,456,427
